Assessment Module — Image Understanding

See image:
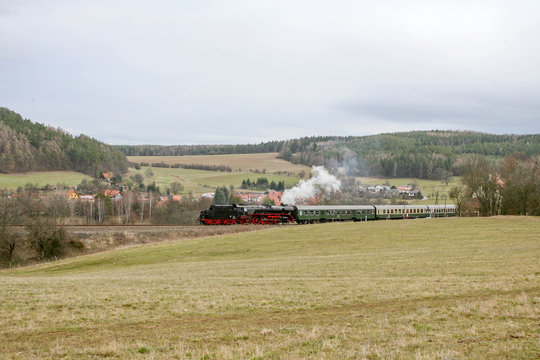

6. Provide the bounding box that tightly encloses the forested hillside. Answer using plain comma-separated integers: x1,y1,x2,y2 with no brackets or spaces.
280,131,540,179
0,108,128,176
117,131,539,180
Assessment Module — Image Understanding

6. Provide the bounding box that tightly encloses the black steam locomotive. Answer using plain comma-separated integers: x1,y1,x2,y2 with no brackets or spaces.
199,204,296,225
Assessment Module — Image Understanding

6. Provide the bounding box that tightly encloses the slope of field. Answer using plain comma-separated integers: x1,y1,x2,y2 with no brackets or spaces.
128,153,310,174
128,166,302,195
1,217,538,359
0,171,92,190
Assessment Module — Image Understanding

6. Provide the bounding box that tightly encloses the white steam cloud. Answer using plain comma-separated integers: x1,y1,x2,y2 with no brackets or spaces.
282,166,341,205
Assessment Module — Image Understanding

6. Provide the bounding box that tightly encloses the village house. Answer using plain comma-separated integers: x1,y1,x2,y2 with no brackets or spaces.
200,192,215,199
66,189,79,200
156,195,170,205
265,190,284,204
103,189,123,200
397,185,412,193
237,193,264,203
100,172,114,182
385,189,400,197
79,195,95,202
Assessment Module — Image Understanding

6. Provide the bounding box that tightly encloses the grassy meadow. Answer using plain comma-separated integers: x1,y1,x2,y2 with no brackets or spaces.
128,166,303,195
128,153,310,174
0,171,92,190
1,217,538,359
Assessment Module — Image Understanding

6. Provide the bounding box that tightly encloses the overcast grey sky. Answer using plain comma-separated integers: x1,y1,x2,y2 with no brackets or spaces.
1,0,539,144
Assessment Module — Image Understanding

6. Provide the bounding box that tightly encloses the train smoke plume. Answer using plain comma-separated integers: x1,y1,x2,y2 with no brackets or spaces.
282,166,341,205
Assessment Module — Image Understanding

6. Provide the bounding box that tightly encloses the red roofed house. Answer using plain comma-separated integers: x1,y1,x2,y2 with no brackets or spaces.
157,195,170,205
266,190,283,204
100,172,114,182
397,185,412,193
66,189,79,200
103,190,123,200
79,195,95,202
238,193,264,203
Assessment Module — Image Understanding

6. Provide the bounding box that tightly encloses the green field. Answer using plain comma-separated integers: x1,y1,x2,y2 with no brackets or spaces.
129,166,302,195
0,171,92,190
1,217,538,359
128,153,310,174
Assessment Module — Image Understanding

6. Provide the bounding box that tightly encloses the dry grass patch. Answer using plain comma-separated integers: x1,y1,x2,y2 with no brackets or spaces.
128,153,310,174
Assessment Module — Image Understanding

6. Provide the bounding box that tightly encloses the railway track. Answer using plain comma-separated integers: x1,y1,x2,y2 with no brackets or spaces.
8,224,275,234
10,224,208,228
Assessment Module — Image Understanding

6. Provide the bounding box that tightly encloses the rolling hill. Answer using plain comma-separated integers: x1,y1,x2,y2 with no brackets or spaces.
0,107,128,176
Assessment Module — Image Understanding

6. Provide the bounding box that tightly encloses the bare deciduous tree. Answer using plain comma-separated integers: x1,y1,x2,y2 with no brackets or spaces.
462,156,502,216
170,181,184,195
0,192,21,264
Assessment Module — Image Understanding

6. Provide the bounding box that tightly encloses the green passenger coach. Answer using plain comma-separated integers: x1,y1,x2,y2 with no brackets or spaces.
295,205,376,223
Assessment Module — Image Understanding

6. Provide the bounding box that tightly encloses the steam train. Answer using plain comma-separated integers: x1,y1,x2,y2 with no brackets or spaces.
199,204,457,225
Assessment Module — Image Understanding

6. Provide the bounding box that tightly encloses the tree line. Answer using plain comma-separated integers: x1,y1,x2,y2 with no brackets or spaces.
0,108,128,176
131,161,232,172
115,136,340,156
241,178,285,191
